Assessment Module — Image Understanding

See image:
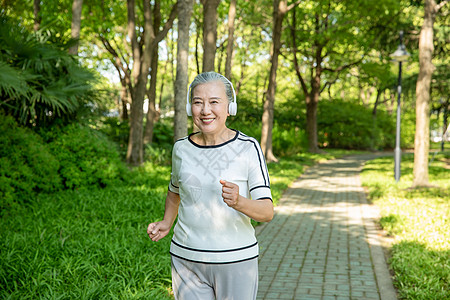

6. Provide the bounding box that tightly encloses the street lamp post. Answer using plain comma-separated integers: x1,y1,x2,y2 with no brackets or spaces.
390,31,410,183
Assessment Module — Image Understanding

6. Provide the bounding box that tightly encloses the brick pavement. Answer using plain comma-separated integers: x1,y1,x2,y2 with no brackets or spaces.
256,154,397,300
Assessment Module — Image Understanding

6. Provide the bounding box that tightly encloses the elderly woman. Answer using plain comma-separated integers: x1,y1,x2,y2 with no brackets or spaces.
147,72,273,300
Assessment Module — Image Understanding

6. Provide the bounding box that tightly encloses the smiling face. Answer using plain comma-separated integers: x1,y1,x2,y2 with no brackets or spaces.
191,80,229,137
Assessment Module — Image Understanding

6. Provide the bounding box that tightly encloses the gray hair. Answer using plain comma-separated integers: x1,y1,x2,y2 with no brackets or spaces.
189,72,234,104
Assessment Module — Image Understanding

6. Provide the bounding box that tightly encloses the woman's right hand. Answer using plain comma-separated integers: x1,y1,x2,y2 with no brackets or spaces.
147,220,172,242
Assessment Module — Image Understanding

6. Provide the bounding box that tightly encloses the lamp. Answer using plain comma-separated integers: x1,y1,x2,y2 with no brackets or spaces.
390,31,410,182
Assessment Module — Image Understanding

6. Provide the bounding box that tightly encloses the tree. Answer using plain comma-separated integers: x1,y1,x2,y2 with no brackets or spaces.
144,0,163,144
289,0,400,152
125,0,177,165
260,0,294,162
174,0,194,140
33,0,41,31
224,0,236,79
201,0,221,72
68,0,83,55
412,0,449,187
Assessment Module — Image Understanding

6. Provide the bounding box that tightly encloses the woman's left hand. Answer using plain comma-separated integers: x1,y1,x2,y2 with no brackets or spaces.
220,180,240,208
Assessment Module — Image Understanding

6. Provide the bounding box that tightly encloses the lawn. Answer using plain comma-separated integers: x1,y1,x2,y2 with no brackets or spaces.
360,151,450,299
0,149,356,299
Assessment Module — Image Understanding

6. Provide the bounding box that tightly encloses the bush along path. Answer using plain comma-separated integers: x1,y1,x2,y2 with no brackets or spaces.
256,154,397,300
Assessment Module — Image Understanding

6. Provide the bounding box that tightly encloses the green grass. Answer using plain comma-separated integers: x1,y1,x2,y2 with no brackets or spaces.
0,163,174,299
0,149,360,299
360,152,450,299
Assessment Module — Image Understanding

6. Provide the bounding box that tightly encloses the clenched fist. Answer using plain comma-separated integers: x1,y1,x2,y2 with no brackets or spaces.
220,180,241,208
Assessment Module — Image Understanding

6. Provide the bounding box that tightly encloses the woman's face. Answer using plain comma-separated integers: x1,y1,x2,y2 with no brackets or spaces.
191,81,229,136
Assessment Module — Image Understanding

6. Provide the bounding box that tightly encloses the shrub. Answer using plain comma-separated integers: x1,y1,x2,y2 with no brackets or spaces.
0,15,98,128
0,114,61,212
97,117,129,158
318,99,396,150
43,123,129,189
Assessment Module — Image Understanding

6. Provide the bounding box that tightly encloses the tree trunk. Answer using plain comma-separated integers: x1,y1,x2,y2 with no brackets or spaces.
69,0,83,55
372,89,381,116
126,0,155,166
412,0,439,187
126,0,144,166
126,0,177,165
33,0,41,32
195,15,202,74
261,0,288,163
306,72,321,153
144,47,159,145
305,30,324,153
225,0,236,79
174,0,194,141
290,6,322,153
119,81,129,120
201,0,221,72
144,0,162,145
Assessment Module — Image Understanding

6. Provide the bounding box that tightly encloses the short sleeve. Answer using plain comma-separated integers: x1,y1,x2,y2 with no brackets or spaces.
247,139,272,201
168,143,180,194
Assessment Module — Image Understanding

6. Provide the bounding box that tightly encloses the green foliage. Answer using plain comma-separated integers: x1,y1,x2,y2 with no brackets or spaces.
361,153,450,299
97,117,130,158
390,241,450,300
273,95,309,155
228,95,309,156
0,112,130,215
318,99,396,150
42,123,129,189
0,178,173,299
152,119,175,147
145,145,172,166
0,14,98,127
400,111,416,149
0,115,62,212
0,145,360,298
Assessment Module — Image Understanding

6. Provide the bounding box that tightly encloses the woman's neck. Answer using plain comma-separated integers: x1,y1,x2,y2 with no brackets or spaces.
196,128,234,146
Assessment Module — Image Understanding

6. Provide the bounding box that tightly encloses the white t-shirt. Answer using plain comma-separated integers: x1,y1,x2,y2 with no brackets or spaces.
168,130,272,264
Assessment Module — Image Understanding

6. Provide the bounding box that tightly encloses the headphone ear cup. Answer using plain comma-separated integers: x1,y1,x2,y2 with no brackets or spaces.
186,102,192,116
228,102,237,116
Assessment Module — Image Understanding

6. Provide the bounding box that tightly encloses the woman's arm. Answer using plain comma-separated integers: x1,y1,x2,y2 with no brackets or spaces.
220,180,274,222
147,190,181,242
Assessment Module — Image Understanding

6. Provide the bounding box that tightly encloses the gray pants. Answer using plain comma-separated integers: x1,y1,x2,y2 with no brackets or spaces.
171,256,258,300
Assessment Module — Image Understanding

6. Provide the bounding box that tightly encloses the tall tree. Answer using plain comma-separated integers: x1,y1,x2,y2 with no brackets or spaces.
201,0,221,72
261,0,296,162
126,0,177,165
289,0,399,152
144,0,163,145
174,0,194,140
224,0,237,79
412,0,448,187
69,0,83,55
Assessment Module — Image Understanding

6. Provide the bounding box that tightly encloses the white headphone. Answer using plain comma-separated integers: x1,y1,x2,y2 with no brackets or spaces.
186,75,237,117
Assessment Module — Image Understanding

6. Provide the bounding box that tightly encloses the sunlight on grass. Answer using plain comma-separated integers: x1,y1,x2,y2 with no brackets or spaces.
0,151,362,299
360,152,450,299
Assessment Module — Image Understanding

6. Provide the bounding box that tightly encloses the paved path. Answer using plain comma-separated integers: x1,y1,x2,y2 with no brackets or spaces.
256,154,397,300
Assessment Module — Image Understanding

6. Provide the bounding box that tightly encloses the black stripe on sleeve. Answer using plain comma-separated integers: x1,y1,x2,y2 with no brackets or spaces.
237,137,270,186
249,185,271,192
170,180,179,189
